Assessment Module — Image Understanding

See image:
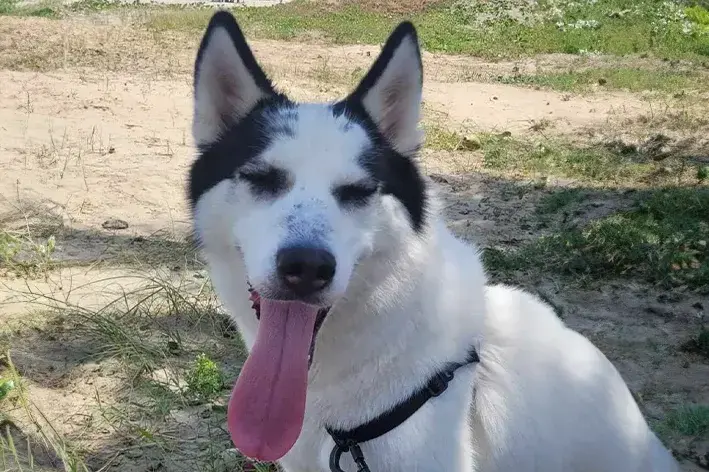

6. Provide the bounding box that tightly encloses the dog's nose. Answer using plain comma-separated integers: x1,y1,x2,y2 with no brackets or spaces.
276,247,336,296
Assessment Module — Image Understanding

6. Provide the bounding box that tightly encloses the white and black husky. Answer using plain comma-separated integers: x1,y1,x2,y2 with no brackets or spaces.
187,11,679,472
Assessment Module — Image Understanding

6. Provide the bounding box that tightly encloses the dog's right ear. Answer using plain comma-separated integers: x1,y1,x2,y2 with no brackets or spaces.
192,11,277,146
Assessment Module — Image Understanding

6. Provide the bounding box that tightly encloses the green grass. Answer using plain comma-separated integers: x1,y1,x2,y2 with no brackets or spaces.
3,0,709,62
536,188,586,214
140,0,709,61
424,124,466,151
659,404,709,436
0,0,59,17
498,67,709,93
0,230,58,277
425,127,705,184
479,134,656,183
484,187,709,290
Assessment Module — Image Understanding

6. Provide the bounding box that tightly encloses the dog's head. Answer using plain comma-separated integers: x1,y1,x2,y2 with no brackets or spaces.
188,11,427,308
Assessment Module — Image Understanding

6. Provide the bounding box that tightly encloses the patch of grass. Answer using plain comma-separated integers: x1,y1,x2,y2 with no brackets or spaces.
0,0,60,17
659,404,709,437
536,189,586,214
0,0,18,14
686,5,709,26
0,229,57,278
485,187,709,290
49,0,702,62
479,134,655,183
147,3,393,44
498,67,709,93
424,125,465,151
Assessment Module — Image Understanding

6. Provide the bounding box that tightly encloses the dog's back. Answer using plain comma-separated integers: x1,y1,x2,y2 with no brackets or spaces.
472,285,679,472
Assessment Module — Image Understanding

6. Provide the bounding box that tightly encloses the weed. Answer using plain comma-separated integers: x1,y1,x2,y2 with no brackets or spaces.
0,230,57,278
0,379,14,401
185,353,225,402
698,165,709,182
659,404,709,436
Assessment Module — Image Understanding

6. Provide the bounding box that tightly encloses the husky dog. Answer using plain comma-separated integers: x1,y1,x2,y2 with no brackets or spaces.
188,11,679,472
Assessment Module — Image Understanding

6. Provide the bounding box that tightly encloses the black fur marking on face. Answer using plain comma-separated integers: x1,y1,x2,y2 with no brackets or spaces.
238,166,290,198
333,181,378,208
190,11,296,209
330,102,427,233
328,21,427,232
188,97,295,208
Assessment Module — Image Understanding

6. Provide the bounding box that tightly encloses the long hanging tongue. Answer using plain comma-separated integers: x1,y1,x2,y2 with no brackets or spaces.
227,299,320,462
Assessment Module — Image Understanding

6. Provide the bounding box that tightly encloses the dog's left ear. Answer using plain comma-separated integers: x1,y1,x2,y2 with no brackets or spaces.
192,11,277,146
346,22,423,156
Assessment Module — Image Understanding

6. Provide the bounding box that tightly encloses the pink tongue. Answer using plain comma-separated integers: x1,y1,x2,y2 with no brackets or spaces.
227,299,319,462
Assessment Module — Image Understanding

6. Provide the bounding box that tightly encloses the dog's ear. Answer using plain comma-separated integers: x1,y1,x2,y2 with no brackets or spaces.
192,11,277,146
347,22,423,156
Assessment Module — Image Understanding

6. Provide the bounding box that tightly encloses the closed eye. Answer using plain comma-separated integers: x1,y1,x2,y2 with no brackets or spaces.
333,182,378,207
238,167,288,197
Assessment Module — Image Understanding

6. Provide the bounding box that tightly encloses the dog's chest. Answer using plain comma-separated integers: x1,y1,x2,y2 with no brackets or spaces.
279,367,478,472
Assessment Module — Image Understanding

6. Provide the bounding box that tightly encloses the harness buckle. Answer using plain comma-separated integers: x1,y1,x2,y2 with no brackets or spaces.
427,370,454,397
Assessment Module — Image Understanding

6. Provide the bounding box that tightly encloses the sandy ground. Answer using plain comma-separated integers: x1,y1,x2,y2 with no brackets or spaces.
0,37,655,237
0,14,708,472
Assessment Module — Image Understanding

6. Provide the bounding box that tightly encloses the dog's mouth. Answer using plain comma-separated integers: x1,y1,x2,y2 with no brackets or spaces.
226,284,331,463
247,285,330,367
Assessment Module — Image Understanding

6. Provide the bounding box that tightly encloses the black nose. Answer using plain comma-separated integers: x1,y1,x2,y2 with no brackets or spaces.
276,247,336,297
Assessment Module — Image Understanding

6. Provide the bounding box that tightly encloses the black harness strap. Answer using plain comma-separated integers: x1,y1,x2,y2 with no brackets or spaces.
326,348,480,472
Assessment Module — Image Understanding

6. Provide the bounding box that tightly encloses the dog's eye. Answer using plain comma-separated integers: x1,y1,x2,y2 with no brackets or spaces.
238,168,288,196
334,183,377,207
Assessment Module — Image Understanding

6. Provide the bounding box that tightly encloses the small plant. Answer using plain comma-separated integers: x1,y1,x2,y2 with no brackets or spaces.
185,353,224,401
686,5,709,25
0,231,57,278
660,404,709,436
0,378,14,401
698,165,709,182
